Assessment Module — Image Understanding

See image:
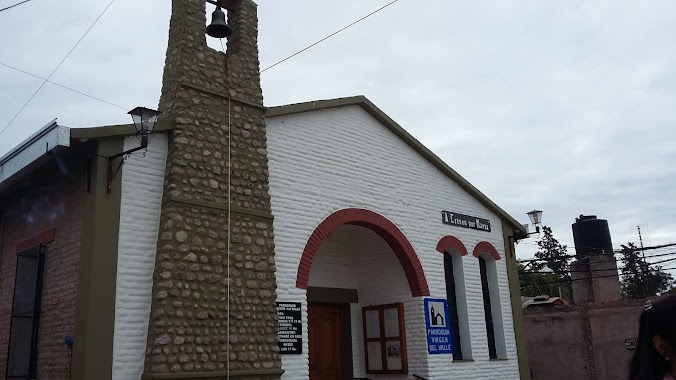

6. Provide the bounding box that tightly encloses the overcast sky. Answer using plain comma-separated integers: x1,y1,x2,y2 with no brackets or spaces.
2,0,676,267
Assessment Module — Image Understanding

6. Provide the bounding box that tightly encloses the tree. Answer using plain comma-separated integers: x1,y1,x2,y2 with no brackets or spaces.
518,226,573,301
620,242,674,299
534,226,571,280
519,263,573,301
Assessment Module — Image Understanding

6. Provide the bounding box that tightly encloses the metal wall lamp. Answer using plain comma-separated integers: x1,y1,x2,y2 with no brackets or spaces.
512,209,544,243
106,107,159,193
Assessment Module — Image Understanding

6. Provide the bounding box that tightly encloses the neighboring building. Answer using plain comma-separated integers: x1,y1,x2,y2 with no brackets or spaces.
524,216,648,380
0,121,87,380
0,0,531,379
522,295,568,309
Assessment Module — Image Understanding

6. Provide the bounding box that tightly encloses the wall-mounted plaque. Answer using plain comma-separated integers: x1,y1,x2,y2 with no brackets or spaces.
424,298,453,355
441,210,491,232
625,338,638,350
277,302,302,354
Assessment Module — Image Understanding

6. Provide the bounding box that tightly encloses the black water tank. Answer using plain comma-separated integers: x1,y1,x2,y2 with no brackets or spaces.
572,215,613,256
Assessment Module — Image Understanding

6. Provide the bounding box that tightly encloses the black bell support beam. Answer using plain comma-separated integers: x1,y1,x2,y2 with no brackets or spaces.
205,0,236,6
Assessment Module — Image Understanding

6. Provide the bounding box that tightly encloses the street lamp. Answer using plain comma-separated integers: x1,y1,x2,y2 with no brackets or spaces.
128,106,159,148
527,209,543,233
512,209,544,242
106,107,159,193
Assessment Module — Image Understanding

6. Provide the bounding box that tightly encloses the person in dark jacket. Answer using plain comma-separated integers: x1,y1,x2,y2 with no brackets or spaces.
630,296,676,380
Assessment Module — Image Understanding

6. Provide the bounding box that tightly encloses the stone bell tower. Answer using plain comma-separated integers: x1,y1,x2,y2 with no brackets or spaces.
143,0,283,378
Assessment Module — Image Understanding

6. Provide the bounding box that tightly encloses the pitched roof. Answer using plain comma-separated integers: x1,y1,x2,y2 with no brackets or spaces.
267,95,524,231
66,95,523,231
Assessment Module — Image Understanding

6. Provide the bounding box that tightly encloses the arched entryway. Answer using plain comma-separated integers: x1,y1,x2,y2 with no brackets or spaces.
296,208,429,297
296,208,429,380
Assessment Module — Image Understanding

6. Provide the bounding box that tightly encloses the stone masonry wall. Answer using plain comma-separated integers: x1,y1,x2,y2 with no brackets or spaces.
143,0,282,378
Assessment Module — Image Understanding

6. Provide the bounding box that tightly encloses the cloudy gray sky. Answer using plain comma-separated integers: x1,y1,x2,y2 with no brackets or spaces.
2,0,676,267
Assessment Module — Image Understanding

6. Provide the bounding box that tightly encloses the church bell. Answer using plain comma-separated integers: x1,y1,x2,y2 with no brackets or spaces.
206,6,232,39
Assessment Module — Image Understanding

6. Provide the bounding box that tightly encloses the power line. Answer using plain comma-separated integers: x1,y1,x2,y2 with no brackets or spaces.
0,0,117,137
157,0,403,123
0,0,31,13
518,244,676,264
259,0,401,75
0,62,128,110
628,242,676,252
520,265,676,287
518,239,676,257
647,255,676,266
521,256,676,275
520,256,676,276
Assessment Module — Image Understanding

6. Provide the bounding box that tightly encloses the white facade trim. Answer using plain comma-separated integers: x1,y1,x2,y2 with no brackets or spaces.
112,134,168,380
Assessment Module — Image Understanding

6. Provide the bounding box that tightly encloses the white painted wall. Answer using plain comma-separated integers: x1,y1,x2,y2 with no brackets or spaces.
267,105,520,380
112,134,168,380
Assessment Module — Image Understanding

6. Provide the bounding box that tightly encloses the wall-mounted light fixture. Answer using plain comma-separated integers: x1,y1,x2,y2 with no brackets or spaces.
106,107,159,193
512,209,544,243
206,0,233,38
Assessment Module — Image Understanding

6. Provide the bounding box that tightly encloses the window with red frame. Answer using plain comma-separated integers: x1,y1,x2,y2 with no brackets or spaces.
362,303,407,374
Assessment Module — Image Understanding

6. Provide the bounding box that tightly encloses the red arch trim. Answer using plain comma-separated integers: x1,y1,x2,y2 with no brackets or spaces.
472,241,501,260
436,236,468,256
296,208,430,297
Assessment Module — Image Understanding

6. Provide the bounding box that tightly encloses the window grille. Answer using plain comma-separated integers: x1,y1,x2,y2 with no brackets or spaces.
6,244,47,380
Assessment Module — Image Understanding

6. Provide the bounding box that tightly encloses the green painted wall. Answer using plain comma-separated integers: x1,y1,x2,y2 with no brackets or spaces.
72,138,123,380
502,221,531,380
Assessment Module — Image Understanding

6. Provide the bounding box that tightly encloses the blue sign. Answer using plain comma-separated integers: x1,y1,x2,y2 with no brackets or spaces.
424,298,453,354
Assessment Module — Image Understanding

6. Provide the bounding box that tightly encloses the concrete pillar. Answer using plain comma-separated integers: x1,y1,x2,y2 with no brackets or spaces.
142,0,283,378
571,254,621,304
571,258,593,304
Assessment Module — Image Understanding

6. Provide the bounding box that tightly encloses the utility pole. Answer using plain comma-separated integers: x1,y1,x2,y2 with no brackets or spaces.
638,226,649,297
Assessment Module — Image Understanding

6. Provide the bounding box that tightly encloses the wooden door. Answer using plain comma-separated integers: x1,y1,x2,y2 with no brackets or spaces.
308,303,344,380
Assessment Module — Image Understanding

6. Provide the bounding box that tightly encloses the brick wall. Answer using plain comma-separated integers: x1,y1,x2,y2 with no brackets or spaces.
267,105,520,379
0,165,84,379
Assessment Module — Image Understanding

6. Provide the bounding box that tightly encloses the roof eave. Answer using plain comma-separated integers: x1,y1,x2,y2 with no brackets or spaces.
0,119,71,185
70,119,174,140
